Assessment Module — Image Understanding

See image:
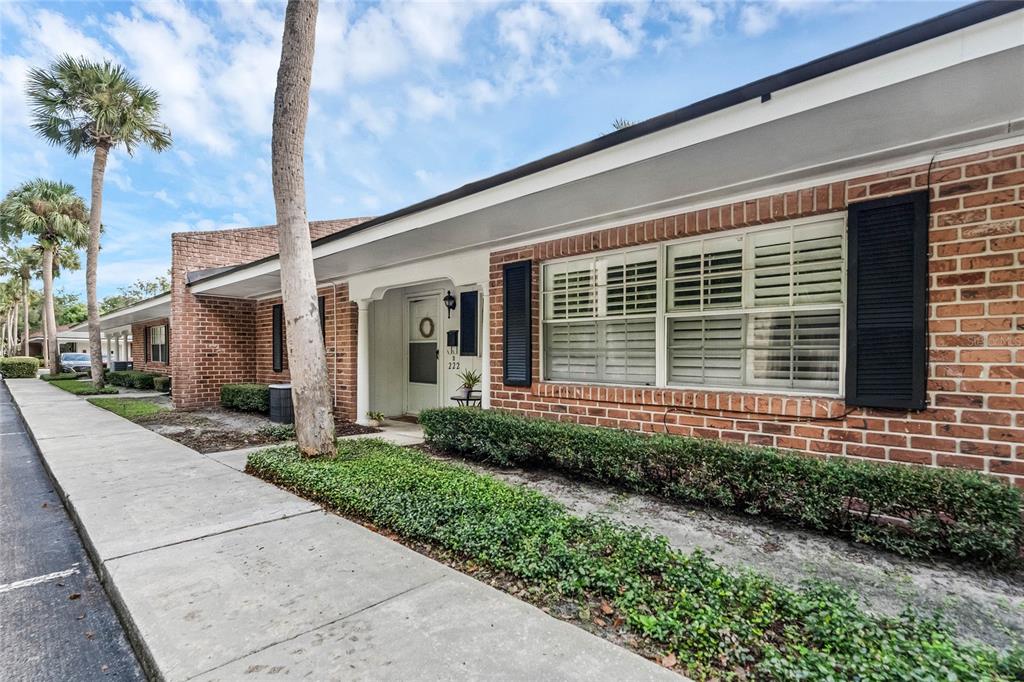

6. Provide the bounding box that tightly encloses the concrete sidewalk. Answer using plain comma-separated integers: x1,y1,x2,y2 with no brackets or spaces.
6,378,677,681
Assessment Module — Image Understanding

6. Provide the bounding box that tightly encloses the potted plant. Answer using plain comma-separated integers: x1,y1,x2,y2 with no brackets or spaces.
365,410,385,427
456,368,482,398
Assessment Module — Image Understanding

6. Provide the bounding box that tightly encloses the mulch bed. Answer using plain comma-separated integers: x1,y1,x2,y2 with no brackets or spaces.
134,409,380,454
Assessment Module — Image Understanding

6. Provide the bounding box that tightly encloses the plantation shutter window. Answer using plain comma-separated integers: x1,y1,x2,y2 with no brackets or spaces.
539,216,845,393
666,219,844,392
542,249,657,385
272,303,284,373
845,192,928,409
503,260,533,387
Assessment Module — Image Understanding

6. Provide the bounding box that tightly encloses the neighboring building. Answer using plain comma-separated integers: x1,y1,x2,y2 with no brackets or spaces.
27,325,107,357
96,4,1024,482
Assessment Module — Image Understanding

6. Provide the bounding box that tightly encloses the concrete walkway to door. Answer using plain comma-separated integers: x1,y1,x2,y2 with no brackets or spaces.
6,378,678,681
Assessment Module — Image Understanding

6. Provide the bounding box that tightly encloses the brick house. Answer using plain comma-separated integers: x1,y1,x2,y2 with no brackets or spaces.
94,4,1024,482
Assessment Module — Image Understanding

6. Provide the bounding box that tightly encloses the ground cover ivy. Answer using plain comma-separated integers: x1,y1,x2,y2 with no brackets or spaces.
247,440,1023,681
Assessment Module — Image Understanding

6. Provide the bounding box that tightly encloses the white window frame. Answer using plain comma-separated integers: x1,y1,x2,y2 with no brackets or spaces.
538,213,846,398
149,324,168,364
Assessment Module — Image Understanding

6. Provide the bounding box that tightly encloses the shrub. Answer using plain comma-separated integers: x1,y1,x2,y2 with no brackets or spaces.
248,441,1023,680
40,372,78,382
153,376,171,392
419,408,1024,567
220,383,269,412
0,356,40,378
106,370,158,390
49,379,118,395
257,423,295,441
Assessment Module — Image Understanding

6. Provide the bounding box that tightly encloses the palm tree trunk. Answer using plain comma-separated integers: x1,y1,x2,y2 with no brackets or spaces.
272,0,334,457
87,144,110,386
41,247,60,373
21,277,29,356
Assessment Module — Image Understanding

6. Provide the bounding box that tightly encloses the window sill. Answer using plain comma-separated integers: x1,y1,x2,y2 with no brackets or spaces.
536,379,843,403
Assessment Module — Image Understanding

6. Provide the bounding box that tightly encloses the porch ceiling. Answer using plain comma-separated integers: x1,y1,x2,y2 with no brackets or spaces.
190,42,1024,301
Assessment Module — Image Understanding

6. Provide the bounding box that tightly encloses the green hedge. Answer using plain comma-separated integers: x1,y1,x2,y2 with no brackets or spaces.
420,408,1023,566
40,372,78,382
0,356,39,378
248,441,1022,680
106,370,158,390
153,376,171,392
220,383,269,412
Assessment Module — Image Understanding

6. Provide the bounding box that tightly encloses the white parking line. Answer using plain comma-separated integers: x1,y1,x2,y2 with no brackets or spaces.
0,565,80,594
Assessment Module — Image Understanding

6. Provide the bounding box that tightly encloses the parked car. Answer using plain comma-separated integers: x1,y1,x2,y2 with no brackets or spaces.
59,353,107,375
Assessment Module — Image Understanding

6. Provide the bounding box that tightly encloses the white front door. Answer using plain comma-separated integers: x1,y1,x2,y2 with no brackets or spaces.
405,296,441,414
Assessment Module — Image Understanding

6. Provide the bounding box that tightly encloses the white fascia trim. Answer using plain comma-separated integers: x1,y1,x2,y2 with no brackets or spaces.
492,129,1024,254
70,293,172,330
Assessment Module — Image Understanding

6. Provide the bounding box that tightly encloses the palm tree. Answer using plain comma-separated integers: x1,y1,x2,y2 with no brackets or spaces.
26,55,171,386
272,0,335,456
0,278,20,355
1,179,89,372
0,246,39,356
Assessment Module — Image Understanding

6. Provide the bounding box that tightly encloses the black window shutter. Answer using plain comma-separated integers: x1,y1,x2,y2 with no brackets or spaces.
502,261,532,387
845,191,929,410
459,291,479,357
272,304,283,372
144,327,150,363
318,296,326,339
165,325,170,364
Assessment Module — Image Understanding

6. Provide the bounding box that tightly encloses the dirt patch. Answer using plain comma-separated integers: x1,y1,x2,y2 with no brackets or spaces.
131,403,378,454
425,447,1024,651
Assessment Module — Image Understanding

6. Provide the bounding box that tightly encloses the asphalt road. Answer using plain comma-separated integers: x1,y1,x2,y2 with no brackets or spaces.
0,379,144,681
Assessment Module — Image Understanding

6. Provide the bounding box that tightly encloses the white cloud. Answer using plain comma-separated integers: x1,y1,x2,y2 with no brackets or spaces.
348,95,396,137
106,2,234,154
406,85,455,120
393,1,474,63
740,3,780,36
549,3,639,58
152,189,177,207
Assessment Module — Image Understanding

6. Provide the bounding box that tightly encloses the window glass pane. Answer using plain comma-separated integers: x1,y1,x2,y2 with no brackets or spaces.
606,254,657,316
747,311,840,390
702,237,743,309
792,310,841,388
668,242,701,311
668,316,743,385
544,318,655,385
792,222,843,304
751,228,791,307
667,238,742,311
545,263,594,320
544,322,598,382
603,319,656,384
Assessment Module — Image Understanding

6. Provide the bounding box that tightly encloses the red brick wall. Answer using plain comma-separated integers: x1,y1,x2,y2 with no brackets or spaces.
129,318,171,376
170,218,366,408
252,283,358,422
489,144,1024,484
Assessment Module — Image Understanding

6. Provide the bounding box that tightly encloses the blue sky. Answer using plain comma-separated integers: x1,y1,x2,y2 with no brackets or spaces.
1,0,967,298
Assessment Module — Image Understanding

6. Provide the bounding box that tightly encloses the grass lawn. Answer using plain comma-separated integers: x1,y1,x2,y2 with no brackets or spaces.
87,397,167,419
247,440,1022,681
49,379,118,396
